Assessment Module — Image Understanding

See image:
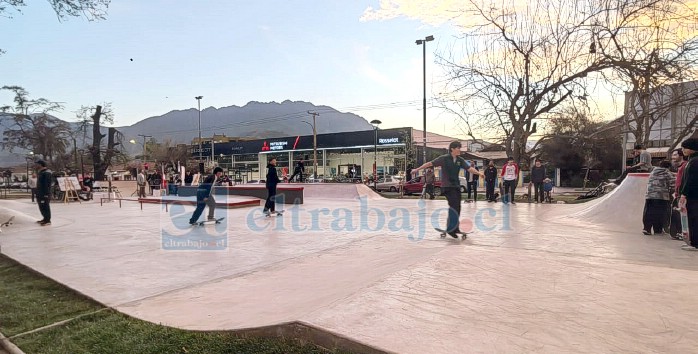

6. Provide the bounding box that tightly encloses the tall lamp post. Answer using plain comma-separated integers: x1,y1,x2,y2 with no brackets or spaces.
26,151,34,192
302,120,317,180
195,96,204,172
415,35,434,165
370,120,382,190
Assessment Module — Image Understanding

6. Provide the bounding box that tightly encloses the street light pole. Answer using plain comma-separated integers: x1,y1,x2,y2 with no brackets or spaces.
195,96,203,171
416,35,434,166
370,120,382,190
138,134,152,165
308,111,319,179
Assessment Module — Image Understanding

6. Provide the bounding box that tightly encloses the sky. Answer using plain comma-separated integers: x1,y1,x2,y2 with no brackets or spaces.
0,0,625,140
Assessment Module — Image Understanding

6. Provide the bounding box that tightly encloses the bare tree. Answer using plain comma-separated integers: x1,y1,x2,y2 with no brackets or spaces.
80,104,124,181
0,85,71,165
436,0,698,164
592,0,698,154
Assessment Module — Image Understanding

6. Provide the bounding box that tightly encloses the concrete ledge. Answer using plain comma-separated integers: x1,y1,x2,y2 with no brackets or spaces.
221,321,392,354
177,186,304,204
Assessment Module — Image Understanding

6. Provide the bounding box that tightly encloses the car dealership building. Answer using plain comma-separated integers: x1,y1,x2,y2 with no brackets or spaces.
192,127,480,182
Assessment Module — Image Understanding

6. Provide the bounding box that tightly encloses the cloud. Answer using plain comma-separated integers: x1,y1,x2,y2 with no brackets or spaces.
360,0,464,26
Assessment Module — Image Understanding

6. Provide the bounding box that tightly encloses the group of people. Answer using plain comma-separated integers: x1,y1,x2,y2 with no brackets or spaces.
641,139,698,251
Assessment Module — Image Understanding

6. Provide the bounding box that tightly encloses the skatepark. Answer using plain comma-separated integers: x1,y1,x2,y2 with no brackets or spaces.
1,173,697,353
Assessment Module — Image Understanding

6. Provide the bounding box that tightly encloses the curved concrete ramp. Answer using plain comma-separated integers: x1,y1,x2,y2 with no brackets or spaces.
302,183,383,200
565,173,649,232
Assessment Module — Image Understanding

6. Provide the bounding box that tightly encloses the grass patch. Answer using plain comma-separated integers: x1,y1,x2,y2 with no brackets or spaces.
0,255,345,354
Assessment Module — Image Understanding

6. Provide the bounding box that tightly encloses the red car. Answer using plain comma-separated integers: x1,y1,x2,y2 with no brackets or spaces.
403,175,469,195
403,176,442,195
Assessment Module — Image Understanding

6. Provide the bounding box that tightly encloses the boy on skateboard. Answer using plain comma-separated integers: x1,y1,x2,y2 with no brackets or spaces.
412,141,485,238
189,167,224,225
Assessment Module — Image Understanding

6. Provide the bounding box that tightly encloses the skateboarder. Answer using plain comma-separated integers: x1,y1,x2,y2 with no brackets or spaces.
412,141,485,238
264,156,280,216
288,157,305,183
678,138,698,251
189,167,224,225
34,160,52,226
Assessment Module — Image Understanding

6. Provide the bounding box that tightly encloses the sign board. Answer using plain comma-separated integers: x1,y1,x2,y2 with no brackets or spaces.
56,177,81,192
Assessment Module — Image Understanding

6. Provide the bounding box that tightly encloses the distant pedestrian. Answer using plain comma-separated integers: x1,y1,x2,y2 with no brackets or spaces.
424,168,435,199
500,157,520,204
137,170,147,198
28,173,37,203
530,160,547,203
264,156,280,215
34,160,52,226
465,161,480,202
484,161,498,202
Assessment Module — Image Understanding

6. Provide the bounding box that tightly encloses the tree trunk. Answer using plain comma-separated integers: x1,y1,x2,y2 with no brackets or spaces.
91,105,105,180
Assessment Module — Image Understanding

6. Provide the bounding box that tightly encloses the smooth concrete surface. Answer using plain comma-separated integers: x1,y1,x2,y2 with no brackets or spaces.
1,174,697,353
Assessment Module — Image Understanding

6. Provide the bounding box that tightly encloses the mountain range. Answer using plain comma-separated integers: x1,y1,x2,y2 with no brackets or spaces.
0,100,374,166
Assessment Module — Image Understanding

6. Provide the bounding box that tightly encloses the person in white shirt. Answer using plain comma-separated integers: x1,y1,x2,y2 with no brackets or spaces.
500,157,520,204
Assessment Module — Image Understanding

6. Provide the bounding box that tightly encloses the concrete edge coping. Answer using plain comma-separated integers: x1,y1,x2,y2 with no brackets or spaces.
1,253,390,354
0,331,25,354
225,320,395,354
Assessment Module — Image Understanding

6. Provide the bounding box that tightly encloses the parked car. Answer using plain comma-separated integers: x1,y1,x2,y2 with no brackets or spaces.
374,175,404,192
246,180,266,184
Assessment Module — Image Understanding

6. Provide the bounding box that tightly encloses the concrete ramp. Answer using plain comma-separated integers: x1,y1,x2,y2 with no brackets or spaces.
565,173,649,232
302,183,383,200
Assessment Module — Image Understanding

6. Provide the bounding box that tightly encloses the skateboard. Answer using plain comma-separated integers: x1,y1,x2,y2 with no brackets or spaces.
679,198,690,244
435,228,467,240
0,216,14,233
196,217,225,226
264,210,284,217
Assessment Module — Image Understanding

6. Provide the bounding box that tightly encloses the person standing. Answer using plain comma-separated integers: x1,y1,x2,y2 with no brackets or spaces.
642,160,674,235
500,157,520,205
678,138,698,251
184,170,193,186
264,157,280,215
137,170,147,198
34,160,52,226
484,161,498,202
189,167,224,225
424,168,435,199
28,173,37,203
466,161,480,202
412,141,485,238
530,160,547,203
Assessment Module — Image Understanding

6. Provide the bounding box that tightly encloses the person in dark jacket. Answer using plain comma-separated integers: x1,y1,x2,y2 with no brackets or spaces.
679,138,698,251
82,173,94,200
34,160,52,226
288,158,305,183
465,161,480,202
264,157,280,215
530,160,547,203
189,167,224,225
484,161,498,202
